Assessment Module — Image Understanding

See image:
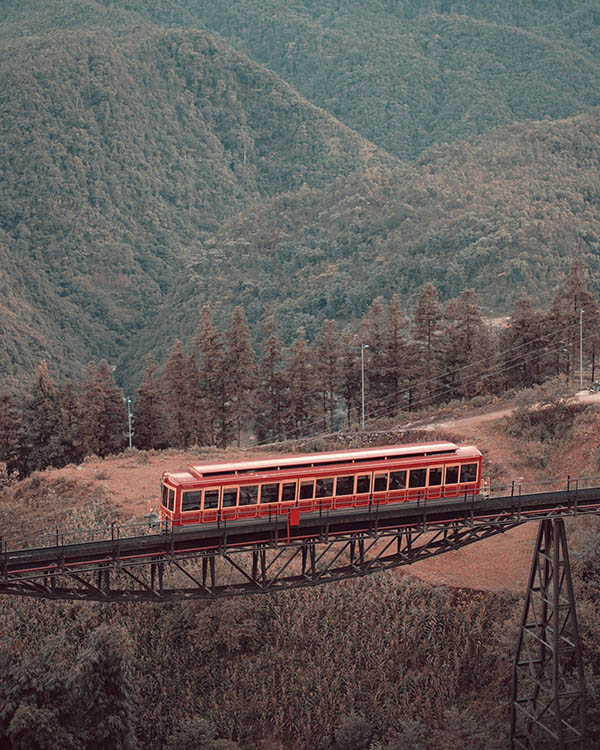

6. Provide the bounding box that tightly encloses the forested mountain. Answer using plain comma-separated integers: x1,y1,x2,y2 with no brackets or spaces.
4,1,597,160
0,24,386,388
1,1,599,392
118,108,600,385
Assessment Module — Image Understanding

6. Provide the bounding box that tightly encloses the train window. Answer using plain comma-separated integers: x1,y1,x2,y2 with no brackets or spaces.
203,490,219,510
222,488,238,507
281,482,296,501
429,467,443,486
389,470,406,490
260,483,280,503
316,477,334,497
336,476,355,495
446,466,459,484
299,480,314,499
356,474,370,493
162,486,175,511
181,490,202,511
374,473,388,492
239,485,258,505
409,469,427,488
460,464,478,483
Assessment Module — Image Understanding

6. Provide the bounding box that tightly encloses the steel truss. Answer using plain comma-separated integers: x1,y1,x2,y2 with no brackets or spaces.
0,518,521,602
511,518,586,750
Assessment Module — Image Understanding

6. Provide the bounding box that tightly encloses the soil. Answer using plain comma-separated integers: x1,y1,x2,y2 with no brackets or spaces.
30,392,600,596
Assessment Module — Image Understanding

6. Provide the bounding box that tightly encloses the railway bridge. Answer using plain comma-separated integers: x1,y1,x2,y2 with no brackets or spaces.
2,478,598,749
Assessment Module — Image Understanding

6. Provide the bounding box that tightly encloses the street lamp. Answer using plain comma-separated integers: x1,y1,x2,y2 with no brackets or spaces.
579,309,584,391
361,344,369,430
124,396,133,449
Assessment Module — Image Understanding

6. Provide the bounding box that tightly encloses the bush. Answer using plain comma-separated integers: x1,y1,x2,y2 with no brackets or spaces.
335,713,374,750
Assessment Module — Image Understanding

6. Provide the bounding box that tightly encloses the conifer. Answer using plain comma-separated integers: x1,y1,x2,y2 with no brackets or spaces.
77,361,128,457
24,360,68,472
0,393,26,478
256,311,287,443
413,282,443,404
283,329,316,438
383,294,412,416
313,319,340,431
194,304,225,447
58,379,84,466
134,357,166,450
224,306,256,448
339,328,361,428
159,340,194,448
360,297,387,412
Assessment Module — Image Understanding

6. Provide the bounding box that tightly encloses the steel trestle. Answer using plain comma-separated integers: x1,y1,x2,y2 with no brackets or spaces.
510,518,586,749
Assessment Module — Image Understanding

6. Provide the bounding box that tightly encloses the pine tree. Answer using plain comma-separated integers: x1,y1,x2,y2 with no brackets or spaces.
194,304,225,447
255,311,287,443
24,361,68,472
224,306,256,447
442,290,489,400
185,352,203,447
339,328,360,428
549,261,600,384
78,361,128,457
134,357,166,450
313,319,340,432
382,294,411,416
413,281,443,404
0,393,26,478
283,329,316,438
159,340,195,448
502,298,546,389
360,297,387,416
58,379,83,466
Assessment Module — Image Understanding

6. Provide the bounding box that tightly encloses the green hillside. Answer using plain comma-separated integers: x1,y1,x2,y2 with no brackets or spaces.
2,2,598,160
0,25,386,388
1,1,599,391
117,108,600,385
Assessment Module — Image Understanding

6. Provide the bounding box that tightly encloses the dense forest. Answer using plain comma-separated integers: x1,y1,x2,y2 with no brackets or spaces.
1,2,599,392
2,264,598,481
119,108,600,387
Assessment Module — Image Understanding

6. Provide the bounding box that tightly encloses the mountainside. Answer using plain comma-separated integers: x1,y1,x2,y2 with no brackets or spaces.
118,108,600,385
1,1,599,392
0,25,386,388
2,2,598,161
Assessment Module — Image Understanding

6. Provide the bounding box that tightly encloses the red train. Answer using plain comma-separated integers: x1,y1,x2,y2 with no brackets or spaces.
160,442,484,528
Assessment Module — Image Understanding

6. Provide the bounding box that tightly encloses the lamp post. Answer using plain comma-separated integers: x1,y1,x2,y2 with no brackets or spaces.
580,309,584,391
361,344,369,430
124,396,133,449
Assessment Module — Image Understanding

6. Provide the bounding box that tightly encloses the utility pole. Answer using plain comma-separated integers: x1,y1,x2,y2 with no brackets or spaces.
361,344,369,430
579,309,584,390
125,396,133,449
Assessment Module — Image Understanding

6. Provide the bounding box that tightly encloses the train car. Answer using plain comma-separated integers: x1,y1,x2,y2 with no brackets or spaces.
159,442,484,528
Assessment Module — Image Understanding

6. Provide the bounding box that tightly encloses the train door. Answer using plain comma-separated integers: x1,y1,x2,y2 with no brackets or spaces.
406,467,427,503
221,486,239,522
201,488,220,524
443,465,460,498
355,472,372,507
427,466,443,500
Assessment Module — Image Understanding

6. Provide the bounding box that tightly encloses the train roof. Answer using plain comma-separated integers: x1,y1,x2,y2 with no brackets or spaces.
187,442,479,479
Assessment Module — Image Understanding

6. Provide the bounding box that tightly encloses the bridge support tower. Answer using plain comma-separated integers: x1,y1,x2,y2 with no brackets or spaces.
510,518,586,749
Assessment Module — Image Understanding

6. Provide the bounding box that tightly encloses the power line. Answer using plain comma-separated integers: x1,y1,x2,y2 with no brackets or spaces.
249,319,583,450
